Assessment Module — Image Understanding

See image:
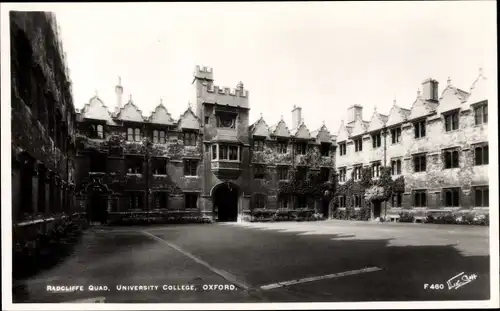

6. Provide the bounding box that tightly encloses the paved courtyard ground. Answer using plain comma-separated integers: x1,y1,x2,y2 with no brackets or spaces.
13,220,490,303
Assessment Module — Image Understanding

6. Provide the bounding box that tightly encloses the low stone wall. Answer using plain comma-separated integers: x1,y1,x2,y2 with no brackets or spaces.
106,210,214,225
240,208,324,222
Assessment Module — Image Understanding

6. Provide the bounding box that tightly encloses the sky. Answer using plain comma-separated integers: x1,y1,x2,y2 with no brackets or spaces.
16,2,499,132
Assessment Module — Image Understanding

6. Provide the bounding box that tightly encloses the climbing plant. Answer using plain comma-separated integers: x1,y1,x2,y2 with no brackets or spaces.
277,168,336,200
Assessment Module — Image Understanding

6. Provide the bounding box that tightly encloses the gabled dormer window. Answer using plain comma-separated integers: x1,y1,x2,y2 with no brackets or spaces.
474,103,488,125
253,139,265,151
339,142,347,156
391,127,401,144
354,138,363,152
296,142,307,155
320,143,331,156
444,111,459,132
371,132,381,148
127,128,141,142
414,120,426,138
88,124,104,139
153,130,166,144
183,131,197,146
277,140,288,154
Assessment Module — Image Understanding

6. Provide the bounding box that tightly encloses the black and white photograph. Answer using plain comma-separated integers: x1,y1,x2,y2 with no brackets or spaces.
1,1,498,309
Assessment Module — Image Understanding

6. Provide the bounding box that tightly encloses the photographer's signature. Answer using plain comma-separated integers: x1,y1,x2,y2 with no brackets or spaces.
447,272,478,290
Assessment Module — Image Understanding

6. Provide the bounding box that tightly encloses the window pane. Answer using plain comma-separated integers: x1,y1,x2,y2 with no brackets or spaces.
484,146,488,164
212,145,217,159
475,147,482,165
453,189,459,206
453,151,459,167
475,189,482,207
484,189,489,206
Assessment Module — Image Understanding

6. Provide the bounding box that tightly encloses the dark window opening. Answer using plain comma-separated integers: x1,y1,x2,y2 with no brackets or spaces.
443,188,460,207
279,193,290,209
320,167,330,182
443,149,460,169
353,195,362,207
339,167,347,182
475,145,488,165
254,165,266,179
321,143,331,156
474,187,489,207
372,162,381,178
126,156,143,174
90,152,107,173
413,190,427,207
152,158,167,175
211,145,217,160
218,145,239,161
413,154,427,172
444,112,459,132
253,139,265,151
185,193,198,209
391,159,402,175
252,193,267,209
391,193,402,207
277,141,288,154
338,196,347,208
339,142,347,156
354,138,363,152
391,127,401,144
297,195,307,208
414,120,426,138
297,166,308,181
184,159,198,176
128,192,144,211
277,166,289,180
296,142,308,155
154,192,168,209
216,111,237,128
372,132,381,148
353,166,362,180
474,104,488,125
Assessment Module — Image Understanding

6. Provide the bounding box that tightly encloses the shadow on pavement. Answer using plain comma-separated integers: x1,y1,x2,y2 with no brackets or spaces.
12,224,490,303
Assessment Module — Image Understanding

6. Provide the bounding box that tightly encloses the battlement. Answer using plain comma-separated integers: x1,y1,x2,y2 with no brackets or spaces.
194,65,214,81
205,84,248,98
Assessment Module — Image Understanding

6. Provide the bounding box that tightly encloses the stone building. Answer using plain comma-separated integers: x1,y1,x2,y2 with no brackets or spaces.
336,69,490,219
74,66,337,223
10,11,77,224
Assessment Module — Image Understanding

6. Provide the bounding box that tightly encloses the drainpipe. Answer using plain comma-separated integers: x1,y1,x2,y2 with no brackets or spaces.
383,125,387,220
291,137,295,209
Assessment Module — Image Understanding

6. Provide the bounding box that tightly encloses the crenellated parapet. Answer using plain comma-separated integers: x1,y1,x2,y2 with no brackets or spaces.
193,65,214,81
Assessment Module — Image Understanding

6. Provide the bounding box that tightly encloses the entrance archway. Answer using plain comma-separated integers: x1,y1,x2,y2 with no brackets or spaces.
212,182,239,222
373,201,382,219
85,179,110,224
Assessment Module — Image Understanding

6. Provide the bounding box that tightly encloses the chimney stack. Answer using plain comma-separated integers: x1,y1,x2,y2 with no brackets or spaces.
292,105,302,129
347,105,363,124
421,78,439,102
115,76,123,114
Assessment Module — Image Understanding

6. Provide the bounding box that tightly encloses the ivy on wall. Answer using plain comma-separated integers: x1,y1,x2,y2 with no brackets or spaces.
333,166,402,214
277,168,336,199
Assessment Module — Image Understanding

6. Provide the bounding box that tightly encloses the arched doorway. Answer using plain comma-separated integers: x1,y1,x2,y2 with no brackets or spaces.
321,197,331,218
373,201,382,219
85,179,110,224
212,182,239,222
